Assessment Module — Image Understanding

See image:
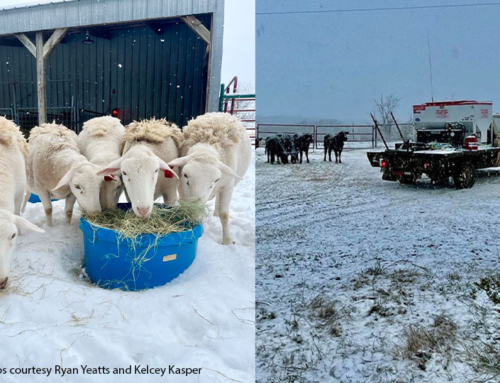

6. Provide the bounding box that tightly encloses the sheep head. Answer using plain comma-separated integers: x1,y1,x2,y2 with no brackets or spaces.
0,209,44,289
97,151,178,218
53,162,103,213
168,154,242,204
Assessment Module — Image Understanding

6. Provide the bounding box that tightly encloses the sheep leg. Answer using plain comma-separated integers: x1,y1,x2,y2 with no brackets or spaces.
124,187,131,203
305,148,310,163
339,148,343,163
65,193,77,224
14,193,22,217
323,146,327,161
14,193,23,235
21,190,30,214
162,185,178,206
213,193,220,217
177,183,184,199
334,150,339,164
329,148,332,162
38,190,53,227
218,187,234,245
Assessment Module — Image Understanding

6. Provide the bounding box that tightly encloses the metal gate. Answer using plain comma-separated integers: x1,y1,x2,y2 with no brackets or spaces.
256,124,377,149
0,108,14,120
17,107,77,132
315,125,376,149
219,76,256,144
0,81,78,131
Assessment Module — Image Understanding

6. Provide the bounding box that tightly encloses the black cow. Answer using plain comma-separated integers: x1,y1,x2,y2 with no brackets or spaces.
324,131,348,163
265,135,288,164
283,134,299,164
295,133,314,164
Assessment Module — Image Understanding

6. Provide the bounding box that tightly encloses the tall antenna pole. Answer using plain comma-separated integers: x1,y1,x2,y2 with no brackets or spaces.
427,33,434,102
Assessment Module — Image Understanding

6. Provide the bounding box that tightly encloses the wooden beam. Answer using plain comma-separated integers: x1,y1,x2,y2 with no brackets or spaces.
15,33,36,57
180,15,211,45
204,13,214,112
43,27,68,59
36,32,46,125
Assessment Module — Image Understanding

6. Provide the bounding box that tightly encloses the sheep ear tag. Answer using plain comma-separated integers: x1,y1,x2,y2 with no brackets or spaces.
104,174,115,181
164,170,175,179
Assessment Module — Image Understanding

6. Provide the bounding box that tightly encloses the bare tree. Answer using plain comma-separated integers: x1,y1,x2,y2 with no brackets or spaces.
373,94,401,139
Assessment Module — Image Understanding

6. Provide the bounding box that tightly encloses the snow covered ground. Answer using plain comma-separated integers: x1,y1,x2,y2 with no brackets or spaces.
0,152,255,383
256,147,500,383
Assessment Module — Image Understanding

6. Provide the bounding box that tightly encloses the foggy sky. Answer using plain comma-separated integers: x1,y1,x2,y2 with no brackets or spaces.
257,0,500,124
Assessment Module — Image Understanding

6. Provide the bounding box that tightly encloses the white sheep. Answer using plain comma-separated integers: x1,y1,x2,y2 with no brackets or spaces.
0,117,44,289
77,116,125,210
98,118,181,218
26,123,103,226
167,112,251,245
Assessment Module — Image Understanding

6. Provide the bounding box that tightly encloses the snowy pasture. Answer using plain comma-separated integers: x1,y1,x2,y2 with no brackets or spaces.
256,147,500,383
0,153,255,383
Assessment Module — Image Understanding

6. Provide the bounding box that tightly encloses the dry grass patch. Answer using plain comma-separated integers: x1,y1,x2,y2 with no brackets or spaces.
309,294,348,338
395,315,457,370
475,274,500,305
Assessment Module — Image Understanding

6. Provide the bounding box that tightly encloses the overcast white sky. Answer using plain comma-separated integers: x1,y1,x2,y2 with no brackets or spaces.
221,0,255,89
0,0,255,89
257,0,500,123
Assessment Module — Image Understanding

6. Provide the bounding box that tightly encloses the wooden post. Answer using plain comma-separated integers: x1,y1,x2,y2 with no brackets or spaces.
36,32,46,125
204,14,214,112
32,28,67,126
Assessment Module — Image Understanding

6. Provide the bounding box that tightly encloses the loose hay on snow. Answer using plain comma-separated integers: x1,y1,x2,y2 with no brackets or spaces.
83,201,208,239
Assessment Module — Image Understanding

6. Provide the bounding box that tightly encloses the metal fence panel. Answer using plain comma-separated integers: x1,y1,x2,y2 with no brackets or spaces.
316,125,375,149
256,123,377,150
17,107,77,132
0,108,14,120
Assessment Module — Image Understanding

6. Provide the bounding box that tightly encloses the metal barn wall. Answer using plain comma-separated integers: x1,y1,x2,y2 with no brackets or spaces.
0,0,224,113
0,16,211,130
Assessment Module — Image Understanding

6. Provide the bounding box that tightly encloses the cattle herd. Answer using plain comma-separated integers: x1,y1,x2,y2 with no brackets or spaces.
259,131,349,165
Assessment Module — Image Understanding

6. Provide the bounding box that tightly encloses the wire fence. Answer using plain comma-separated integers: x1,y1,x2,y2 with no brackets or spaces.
0,108,14,121
17,107,77,132
256,122,415,150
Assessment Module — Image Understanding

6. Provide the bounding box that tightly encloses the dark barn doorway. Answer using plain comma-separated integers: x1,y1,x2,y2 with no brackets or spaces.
0,15,211,132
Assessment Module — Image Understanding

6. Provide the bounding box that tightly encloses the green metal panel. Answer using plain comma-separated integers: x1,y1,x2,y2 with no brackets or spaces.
219,83,256,112
0,15,211,130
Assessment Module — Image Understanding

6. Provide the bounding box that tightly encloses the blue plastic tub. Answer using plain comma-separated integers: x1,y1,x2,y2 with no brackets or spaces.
28,194,58,203
79,203,203,291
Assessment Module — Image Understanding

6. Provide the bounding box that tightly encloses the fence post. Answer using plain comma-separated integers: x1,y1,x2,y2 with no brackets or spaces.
313,125,317,150
219,83,225,112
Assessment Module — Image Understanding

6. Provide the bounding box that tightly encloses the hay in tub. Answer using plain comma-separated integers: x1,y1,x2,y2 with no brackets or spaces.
83,200,208,239
81,201,208,290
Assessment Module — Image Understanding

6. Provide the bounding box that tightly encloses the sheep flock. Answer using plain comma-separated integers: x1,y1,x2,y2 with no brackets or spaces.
0,112,251,290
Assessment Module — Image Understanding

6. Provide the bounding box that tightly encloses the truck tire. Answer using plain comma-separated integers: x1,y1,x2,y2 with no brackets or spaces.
453,163,476,189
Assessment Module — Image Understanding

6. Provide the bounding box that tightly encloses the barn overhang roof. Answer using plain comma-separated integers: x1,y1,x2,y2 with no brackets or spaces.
0,0,223,36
